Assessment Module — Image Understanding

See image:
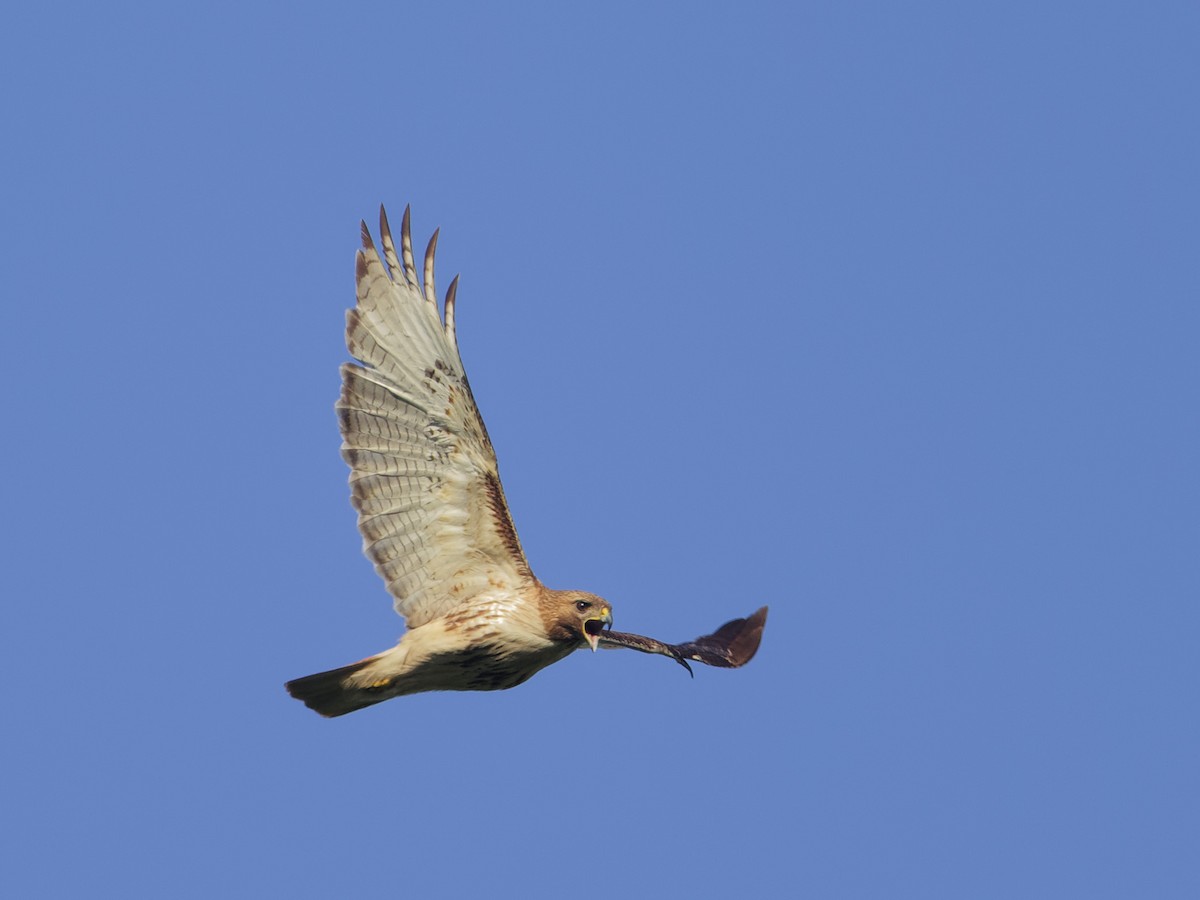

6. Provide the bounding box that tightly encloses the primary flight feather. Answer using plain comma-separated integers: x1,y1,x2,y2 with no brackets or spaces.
285,205,766,717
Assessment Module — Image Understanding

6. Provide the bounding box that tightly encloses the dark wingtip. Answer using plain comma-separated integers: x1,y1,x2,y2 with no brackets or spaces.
359,219,375,250
673,606,768,669
722,606,768,667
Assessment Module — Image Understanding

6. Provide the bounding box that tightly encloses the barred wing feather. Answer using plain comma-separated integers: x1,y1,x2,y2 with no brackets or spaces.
338,206,534,629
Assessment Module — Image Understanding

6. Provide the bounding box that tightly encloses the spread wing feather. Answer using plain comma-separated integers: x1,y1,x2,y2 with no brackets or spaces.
338,206,534,629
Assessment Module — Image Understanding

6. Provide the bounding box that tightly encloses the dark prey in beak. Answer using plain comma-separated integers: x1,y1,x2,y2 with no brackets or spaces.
597,607,768,676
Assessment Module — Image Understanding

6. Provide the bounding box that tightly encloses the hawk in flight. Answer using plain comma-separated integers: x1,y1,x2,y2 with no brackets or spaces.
286,206,767,717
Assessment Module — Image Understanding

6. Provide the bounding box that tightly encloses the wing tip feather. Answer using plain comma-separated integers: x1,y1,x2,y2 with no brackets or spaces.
445,274,460,348
423,228,440,307
379,204,403,281
401,205,417,287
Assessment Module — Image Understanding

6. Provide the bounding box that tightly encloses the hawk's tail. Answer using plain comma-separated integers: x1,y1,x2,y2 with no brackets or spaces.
285,655,389,718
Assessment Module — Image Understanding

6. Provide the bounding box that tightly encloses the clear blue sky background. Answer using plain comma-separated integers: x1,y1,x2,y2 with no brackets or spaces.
4,3,1197,897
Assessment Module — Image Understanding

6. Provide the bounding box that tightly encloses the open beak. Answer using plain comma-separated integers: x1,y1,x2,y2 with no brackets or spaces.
583,608,612,652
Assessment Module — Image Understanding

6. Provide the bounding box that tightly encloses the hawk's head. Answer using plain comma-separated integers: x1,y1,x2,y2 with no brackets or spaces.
546,590,612,652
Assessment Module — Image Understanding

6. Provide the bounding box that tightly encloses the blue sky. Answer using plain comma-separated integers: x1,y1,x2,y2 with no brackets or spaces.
4,2,1198,897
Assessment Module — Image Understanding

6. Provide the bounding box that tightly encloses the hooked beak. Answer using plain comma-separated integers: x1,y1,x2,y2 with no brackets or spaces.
583,608,612,652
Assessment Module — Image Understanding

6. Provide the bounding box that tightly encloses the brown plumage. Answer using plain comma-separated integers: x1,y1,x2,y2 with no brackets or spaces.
285,205,767,717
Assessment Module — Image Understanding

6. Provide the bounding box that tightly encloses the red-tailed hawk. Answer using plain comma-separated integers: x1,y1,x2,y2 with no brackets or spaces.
286,206,766,717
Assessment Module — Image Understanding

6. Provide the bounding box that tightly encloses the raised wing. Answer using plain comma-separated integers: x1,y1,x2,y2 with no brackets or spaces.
598,607,768,675
338,206,535,628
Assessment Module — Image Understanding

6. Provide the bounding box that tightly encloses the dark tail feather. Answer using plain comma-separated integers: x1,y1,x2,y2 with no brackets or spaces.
285,657,386,718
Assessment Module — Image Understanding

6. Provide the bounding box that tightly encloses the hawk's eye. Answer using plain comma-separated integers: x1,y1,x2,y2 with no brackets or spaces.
575,600,591,612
